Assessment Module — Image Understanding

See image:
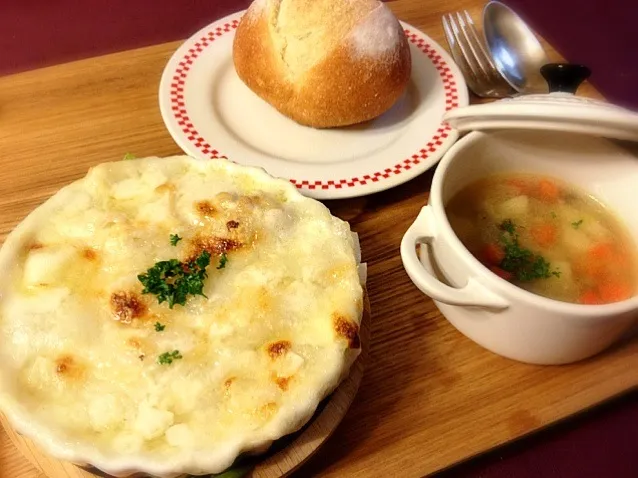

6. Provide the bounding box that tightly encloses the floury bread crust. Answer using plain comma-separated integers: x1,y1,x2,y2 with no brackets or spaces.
232,0,412,128
0,156,365,477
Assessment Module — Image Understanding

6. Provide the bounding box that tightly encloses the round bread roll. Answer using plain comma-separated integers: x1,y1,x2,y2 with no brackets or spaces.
232,0,412,128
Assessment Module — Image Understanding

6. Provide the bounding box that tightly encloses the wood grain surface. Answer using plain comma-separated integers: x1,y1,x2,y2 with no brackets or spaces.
0,0,635,477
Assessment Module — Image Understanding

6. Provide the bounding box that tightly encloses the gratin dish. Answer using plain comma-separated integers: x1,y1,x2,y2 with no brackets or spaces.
0,289,371,478
0,156,367,477
401,65,638,364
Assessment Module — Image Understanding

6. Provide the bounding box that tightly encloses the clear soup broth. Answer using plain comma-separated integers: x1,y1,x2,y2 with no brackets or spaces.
446,173,638,305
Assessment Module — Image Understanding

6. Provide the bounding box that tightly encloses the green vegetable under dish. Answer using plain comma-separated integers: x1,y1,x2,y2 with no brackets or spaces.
208,465,253,478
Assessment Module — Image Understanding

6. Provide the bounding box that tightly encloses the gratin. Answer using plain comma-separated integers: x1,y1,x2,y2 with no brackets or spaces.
0,156,365,477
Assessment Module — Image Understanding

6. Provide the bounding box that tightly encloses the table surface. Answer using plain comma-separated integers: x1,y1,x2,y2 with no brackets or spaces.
1,1,638,478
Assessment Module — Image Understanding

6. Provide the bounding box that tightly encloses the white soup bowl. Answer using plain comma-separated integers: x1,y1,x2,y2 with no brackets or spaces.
401,129,638,364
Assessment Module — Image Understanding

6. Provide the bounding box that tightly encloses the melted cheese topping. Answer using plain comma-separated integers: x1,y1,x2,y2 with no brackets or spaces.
0,156,363,476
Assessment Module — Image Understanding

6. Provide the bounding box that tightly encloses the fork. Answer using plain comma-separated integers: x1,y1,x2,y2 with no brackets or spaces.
442,11,514,98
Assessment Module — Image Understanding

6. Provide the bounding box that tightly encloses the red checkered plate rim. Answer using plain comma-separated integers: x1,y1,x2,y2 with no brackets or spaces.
159,10,469,199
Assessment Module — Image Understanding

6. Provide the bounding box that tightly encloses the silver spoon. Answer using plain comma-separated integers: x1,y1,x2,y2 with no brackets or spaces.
482,1,550,94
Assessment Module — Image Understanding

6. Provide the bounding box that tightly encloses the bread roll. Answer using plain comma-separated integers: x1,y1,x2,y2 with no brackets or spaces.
232,0,412,128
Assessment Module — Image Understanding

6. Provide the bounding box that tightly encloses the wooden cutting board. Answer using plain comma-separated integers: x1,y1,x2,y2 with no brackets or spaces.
0,1,636,477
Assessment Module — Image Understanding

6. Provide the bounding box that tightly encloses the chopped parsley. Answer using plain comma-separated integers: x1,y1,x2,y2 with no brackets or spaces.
157,350,182,365
498,219,560,281
499,219,516,235
122,152,136,160
154,322,166,332
550,211,557,219
137,250,211,308
217,252,228,269
571,219,583,229
170,234,182,246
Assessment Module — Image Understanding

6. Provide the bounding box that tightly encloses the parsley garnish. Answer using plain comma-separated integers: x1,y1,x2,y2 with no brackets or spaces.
137,250,211,308
499,219,516,235
217,252,228,269
571,219,583,229
170,234,182,246
122,152,136,160
158,350,182,365
154,322,166,332
498,219,560,281
551,211,557,219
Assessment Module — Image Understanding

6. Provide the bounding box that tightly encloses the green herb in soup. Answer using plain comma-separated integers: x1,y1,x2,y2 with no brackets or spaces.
496,220,560,281
446,173,637,305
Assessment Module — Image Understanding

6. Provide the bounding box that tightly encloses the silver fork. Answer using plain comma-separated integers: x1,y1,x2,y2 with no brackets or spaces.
442,11,514,98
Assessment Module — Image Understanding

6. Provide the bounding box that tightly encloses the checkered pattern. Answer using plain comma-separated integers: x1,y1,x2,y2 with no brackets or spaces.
405,30,460,112
169,22,460,190
170,20,240,160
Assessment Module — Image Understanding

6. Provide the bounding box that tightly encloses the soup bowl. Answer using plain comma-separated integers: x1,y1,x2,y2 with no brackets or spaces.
401,129,638,364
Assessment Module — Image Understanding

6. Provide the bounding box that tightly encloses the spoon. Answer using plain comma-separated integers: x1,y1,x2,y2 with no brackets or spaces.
482,1,550,94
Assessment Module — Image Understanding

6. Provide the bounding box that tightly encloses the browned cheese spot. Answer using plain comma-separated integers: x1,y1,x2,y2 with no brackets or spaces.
126,336,152,360
110,291,147,324
222,377,236,397
127,337,143,349
257,402,278,419
266,340,291,359
226,220,240,230
195,200,217,218
81,247,99,261
187,235,242,262
55,355,85,381
274,375,290,391
27,242,44,251
333,314,361,349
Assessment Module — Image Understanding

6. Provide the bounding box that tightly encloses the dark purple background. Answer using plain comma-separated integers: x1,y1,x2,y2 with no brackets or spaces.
1,1,638,477
2,0,638,109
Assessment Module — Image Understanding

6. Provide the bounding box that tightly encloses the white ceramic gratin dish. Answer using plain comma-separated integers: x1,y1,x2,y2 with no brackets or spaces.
0,157,367,478
401,64,638,365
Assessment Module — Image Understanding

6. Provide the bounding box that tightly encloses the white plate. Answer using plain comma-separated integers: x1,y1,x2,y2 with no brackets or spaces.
159,11,469,199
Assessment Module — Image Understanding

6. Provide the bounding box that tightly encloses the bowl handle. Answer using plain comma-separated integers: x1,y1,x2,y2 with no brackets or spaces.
401,206,509,309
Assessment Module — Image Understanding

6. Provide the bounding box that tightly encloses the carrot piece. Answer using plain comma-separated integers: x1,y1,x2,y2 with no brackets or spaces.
586,244,628,273
598,281,633,303
578,289,602,305
480,243,505,265
587,243,615,261
573,257,607,281
489,266,513,281
536,179,560,202
530,223,558,248
506,178,529,195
